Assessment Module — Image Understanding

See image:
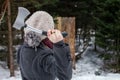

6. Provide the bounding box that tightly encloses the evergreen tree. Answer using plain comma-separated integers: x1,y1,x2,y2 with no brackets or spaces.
94,0,120,72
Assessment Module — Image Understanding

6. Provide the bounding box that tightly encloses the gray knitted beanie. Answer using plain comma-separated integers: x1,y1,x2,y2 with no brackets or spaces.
24,11,54,47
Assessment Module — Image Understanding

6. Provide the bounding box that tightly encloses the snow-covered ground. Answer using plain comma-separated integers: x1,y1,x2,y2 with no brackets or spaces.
1,43,120,80
1,48,120,80
72,46,120,80
1,62,120,80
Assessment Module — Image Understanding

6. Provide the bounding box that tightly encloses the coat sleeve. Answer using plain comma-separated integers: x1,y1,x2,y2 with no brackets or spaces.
33,50,57,75
41,54,57,75
53,41,72,80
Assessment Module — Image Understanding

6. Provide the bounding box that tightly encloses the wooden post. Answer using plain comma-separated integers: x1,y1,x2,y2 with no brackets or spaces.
56,17,76,69
7,0,14,76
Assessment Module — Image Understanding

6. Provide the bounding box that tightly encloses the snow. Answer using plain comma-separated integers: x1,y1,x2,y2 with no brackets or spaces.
72,57,120,80
1,67,120,80
1,44,120,80
1,32,120,80
72,74,120,80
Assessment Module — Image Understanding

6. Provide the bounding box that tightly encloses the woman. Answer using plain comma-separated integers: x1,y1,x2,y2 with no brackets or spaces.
17,11,72,80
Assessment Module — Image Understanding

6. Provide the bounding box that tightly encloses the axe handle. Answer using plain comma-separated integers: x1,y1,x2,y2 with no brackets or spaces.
42,31,68,38
25,24,68,37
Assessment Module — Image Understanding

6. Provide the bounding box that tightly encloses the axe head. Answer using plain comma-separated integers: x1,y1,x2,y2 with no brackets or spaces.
13,7,30,30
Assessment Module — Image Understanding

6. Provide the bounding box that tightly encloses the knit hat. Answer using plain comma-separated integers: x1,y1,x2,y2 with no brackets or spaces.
24,11,54,48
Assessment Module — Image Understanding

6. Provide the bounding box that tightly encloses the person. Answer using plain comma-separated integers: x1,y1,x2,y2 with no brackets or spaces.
17,11,72,80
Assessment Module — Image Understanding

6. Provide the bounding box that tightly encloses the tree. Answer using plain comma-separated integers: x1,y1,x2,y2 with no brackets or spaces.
7,0,14,76
94,0,120,72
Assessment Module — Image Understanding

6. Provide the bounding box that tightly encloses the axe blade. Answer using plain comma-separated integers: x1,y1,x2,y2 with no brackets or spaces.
13,7,30,30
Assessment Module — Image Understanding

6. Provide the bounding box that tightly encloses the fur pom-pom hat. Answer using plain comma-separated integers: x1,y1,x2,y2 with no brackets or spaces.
24,11,54,48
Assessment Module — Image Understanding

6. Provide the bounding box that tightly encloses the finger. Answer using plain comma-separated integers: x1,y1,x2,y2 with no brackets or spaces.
55,30,62,37
47,30,51,36
53,30,58,39
48,30,56,40
51,29,56,34
54,30,63,41
54,30,58,37
47,29,53,36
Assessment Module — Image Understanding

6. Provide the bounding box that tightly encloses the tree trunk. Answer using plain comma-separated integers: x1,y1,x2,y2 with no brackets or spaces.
7,0,14,76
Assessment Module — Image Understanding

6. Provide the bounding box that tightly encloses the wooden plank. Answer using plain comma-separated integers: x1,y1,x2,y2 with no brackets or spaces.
56,17,76,69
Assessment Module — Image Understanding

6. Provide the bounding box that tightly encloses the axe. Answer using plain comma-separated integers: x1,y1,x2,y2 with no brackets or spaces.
13,7,68,37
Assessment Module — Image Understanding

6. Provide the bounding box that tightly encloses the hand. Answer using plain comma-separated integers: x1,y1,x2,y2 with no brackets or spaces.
47,29,63,43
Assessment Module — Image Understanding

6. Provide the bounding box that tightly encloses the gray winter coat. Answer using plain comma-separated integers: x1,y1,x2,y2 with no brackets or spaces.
17,41,72,80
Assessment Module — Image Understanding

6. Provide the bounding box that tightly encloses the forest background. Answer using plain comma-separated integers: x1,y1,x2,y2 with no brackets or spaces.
0,0,120,77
